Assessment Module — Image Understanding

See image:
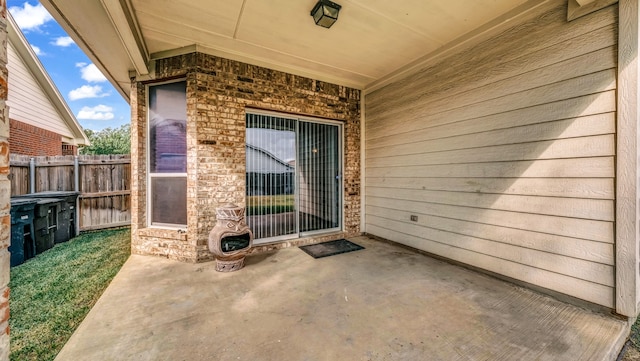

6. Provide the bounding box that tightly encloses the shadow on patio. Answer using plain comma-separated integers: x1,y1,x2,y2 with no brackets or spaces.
55,236,627,361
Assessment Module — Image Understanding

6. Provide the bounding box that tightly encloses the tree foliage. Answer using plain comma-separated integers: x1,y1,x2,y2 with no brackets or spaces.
80,124,131,155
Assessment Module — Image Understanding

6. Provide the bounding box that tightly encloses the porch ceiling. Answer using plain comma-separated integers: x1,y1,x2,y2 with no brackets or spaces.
41,0,542,100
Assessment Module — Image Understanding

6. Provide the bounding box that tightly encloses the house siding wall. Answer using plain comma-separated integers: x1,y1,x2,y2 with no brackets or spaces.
9,118,63,156
6,42,74,139
131,53,361,262
364,2,617,308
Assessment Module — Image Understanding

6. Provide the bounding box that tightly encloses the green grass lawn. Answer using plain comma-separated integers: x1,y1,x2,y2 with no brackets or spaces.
9,228,131,361
246,194,295,215
625,321,640,360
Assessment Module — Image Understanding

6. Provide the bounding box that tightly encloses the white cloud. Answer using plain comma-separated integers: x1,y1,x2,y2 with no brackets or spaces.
68,85,109,100
9,3,53,31
53,36,74,47
30,45,43,56
76,63,107,83
77,105,114,120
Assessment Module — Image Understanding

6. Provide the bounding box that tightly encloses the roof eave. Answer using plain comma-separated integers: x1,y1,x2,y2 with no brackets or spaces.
40,0,132,102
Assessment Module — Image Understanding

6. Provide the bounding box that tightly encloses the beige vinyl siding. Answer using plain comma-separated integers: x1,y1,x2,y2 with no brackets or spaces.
7,41,74,138
364,2,617,307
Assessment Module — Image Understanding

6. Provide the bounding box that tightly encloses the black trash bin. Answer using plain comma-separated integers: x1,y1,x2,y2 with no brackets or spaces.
14,191,80,244
31,198,61,254
9,198,37,267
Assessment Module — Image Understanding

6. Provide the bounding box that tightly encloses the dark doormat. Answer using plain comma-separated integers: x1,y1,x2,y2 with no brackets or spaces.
299,239,364,259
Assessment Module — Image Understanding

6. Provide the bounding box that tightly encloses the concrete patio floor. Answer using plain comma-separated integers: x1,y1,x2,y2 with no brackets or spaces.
55,236,629,361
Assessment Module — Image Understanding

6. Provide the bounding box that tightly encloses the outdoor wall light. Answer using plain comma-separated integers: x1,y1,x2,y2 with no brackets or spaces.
311,0,341,28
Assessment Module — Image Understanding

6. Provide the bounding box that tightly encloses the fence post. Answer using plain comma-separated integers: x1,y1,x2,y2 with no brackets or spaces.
74,156,80,235
74,156,79,192
29,157,35,194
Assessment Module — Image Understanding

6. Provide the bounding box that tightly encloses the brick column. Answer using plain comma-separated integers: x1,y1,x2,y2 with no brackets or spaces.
0,1,10,360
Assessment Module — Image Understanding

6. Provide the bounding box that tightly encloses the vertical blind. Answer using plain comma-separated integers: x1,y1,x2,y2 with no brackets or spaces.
246,113,341,242
148,81,187,226
298,121,340,233
246,114,297,240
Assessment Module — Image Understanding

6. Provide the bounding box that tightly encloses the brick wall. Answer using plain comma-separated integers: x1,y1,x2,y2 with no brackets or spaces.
131,52,361,262
0,0,11,359
9,119,63,156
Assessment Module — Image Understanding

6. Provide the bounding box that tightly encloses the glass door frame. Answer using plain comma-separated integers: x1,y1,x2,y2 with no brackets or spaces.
246,109,344,245
297,118,343,239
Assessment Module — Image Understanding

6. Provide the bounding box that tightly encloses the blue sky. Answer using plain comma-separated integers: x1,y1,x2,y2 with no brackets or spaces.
7,1,130,131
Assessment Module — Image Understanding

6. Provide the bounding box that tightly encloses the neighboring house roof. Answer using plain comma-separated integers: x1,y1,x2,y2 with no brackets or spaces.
246,144,294,174
6,13,89,147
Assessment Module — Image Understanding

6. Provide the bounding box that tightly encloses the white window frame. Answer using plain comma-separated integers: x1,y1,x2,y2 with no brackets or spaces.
146,80,188,229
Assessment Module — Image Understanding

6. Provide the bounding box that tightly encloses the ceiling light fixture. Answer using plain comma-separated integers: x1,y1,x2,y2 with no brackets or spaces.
310,0,341,29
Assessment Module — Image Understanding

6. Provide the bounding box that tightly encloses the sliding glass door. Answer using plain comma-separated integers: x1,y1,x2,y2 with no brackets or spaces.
246,112,341,243
298,121,340,233
246,114,297,241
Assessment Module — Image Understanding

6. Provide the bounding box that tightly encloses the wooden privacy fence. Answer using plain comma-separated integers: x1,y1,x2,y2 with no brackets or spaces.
10,154,131,231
